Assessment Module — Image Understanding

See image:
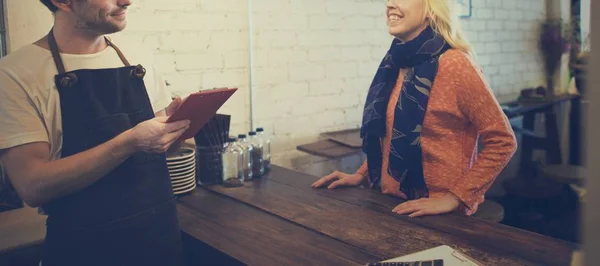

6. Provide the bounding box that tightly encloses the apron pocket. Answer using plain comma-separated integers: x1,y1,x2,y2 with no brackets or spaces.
90,112,138,145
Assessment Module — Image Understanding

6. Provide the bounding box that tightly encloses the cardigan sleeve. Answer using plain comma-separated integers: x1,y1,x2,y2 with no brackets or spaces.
447,52,518,214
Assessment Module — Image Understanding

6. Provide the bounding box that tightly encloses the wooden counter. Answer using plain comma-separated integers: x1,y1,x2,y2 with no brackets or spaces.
0,165,579,265
178,165,578,266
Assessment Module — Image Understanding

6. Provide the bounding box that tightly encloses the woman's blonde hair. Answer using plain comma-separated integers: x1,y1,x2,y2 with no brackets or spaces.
424,0,474,56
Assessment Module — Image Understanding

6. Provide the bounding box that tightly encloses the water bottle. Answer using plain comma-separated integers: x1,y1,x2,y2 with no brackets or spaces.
237,134,254,181
221,137,244,187
248,131,265,177
256,127,271,171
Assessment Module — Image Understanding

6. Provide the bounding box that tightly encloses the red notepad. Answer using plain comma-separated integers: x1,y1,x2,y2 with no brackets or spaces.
166,88,237,140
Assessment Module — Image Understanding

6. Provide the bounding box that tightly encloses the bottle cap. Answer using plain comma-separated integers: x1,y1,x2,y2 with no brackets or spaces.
248,131,256,136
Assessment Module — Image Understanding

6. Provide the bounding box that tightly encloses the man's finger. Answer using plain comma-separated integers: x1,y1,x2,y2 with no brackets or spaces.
166,97,183,116
162,126,189,144
164,120,191,133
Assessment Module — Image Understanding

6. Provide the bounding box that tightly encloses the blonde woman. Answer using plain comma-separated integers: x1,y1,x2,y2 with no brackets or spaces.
312,0,517,217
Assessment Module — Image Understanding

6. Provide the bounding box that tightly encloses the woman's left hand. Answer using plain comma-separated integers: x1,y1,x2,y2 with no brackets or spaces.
392,193,461,218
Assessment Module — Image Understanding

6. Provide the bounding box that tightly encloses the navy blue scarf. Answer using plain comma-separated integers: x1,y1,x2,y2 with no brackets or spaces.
360,26,450,199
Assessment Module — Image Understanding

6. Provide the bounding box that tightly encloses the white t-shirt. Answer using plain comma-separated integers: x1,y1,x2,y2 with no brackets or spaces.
0,40,172,160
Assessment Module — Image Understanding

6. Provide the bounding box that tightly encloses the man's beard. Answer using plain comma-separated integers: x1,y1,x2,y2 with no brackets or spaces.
81,19,124,35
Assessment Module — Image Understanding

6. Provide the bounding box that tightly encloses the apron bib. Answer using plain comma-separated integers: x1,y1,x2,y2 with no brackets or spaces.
40,30,184,266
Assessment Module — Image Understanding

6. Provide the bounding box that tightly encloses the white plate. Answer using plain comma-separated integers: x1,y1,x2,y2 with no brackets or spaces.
167,157,195,168
174,184,196,195
166,148,195,162
174,181,196,194
170,169,195,180
169,167,195,178
168,160,195,172
173,178,195,189
171,175,195,185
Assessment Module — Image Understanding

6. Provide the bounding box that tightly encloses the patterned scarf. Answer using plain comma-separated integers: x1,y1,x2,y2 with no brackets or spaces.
360,26,450,199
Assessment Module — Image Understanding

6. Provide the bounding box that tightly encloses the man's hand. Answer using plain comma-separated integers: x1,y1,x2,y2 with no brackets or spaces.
392,192,461,218
156,96,183,117
155,97,186,154
127,116,190,154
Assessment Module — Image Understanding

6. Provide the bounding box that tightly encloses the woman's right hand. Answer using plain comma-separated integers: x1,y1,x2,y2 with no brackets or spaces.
311,171,366,189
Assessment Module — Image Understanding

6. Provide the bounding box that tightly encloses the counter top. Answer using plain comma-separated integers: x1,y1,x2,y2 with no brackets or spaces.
0,165,578,265
179,165,578,266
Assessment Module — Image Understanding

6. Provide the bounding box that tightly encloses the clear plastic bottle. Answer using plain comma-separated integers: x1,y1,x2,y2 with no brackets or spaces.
248,131,265,177
221,137,244,187
256,127,271,171
237,134,254,181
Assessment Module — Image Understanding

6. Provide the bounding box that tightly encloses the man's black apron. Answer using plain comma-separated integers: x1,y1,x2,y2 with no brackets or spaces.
41,30,184,266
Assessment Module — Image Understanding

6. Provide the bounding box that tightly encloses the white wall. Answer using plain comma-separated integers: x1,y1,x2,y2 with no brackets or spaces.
5,0,549,159
581,0,591,51
5,0,52,52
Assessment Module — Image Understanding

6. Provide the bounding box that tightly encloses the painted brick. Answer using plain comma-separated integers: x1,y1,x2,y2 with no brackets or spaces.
325,63,358,79
270,49,309,65
344,77,372,93
289,64,326,82
495,9,510,19
289,0,328,15
475,8,494,19
341,47,372,60
336,31,368,47
202,69,247,88
200,0,245,12
143,0,200,11
358,59,383,78
344,17,376,30
255,31,297,48
309,16,345,30
251,49,270,67
309,79,345,96
224,51,248,69
254,66,289,86
308,48,342,62
487,21,503,30
270,82,310,101
313,110,347,128
154,53,177,73
159,32,211,52
163,72,202,96
252,0,290,13
175,52,223,70
503,0,518,9
210,31,248,51
297,31,337,47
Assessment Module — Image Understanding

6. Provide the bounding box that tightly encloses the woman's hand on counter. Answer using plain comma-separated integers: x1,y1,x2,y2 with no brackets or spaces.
311,171,366,189
392,192,461,218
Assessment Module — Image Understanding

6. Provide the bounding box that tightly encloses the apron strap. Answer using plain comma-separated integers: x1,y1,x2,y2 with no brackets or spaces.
105,37,131,67
48,29,131,74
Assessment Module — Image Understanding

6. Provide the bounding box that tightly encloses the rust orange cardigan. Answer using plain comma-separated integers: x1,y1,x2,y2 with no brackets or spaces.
356,49,517,215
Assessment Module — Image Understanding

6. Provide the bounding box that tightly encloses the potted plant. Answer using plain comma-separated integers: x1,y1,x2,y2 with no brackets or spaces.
538,18,571,97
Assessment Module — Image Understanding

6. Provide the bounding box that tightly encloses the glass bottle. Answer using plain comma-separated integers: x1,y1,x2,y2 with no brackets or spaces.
221,137,244,188
237,134,254,181
256,127,271,171
248,131,265,177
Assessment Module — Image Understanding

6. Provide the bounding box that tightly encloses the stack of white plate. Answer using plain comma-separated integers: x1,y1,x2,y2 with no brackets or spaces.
166,147,197,195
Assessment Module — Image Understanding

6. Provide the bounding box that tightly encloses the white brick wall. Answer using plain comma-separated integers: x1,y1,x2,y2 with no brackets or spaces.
7,0,550,160
112,0,251,135
464,0,547,96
